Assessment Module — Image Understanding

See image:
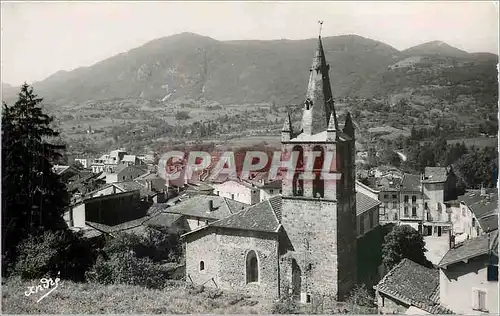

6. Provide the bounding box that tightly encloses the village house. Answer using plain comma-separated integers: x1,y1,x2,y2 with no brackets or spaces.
257,180,282,202
438,231,498,314
74,158,92,169
53,164,79,182
64,190,143,228
376,176,402,225
211,179,260,205
399,174,424,232
105,164,147,184
373,258,453,314
86,181,162,203
182,34,358,302
449,188,498,242
356,191,381,238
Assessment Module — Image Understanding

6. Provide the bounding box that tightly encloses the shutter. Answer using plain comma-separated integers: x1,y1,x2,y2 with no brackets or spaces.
478,290,486,311
472,289,479,310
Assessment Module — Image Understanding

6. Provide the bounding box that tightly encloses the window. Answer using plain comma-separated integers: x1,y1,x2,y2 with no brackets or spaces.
472,289,487,311
393,213,398,220
424,202,428,210
392,195,397,199
231,194,235,200
270,189,274,194
391,202,397,209
404,195,409,203
404,207,409,216
380,208,386,215
384,194,389,199
279,190,282,194
472,218,476,227
369,210,374,228
412,207,417,217
200,261,205,271
359,215,365,235
412,196,417,203
246,250,259,283
293,173,304,197
487,264,498,281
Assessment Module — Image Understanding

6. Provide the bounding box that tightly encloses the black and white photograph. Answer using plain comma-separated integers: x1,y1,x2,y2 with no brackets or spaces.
1,1,499,314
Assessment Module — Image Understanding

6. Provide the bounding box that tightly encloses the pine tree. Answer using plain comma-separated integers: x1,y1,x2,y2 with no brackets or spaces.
2,83,69,273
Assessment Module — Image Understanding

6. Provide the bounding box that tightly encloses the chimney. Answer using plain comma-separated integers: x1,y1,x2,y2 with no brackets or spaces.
480,184,486,196
207,199,214,212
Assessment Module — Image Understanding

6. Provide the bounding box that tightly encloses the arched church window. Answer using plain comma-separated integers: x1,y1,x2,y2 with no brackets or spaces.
292,146,304,170
304,98,313,110
200,261,205,271
246,250,259,283
312,146,325,172
293,173,304,197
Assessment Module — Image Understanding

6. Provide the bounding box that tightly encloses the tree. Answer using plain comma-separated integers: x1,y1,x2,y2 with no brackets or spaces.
381,225,432,270
2,83,69,275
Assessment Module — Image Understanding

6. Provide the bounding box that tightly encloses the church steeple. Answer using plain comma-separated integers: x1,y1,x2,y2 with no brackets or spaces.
300,22,338,136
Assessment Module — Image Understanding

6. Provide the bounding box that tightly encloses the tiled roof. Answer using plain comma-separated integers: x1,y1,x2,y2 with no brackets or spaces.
210,196,281,233
438,231,498,268
457,190,498,232
401,174,422,192
53,165,71,175
259,180,282,189
423,167,448,183
365,176,401,191
113,181,156,198
356,192,381,216
165,195,248,220
374,258,453,314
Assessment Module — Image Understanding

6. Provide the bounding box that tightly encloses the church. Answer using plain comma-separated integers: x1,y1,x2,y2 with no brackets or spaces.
182,33,357,303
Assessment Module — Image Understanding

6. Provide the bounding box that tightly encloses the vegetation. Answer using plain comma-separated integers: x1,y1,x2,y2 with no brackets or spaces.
2,277,272,314
2,84,71,276
382,225,432,270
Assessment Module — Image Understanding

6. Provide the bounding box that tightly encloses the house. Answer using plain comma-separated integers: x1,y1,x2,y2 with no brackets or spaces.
356,191,383,287
164,194,248,231
87,181,162,203
373,258,453,314
121,154,140,166
399,174,424,231
134,171,166,192
182,34,358,302
64,190,143,228
356,192,381,238
53,164,79,182
211,179,260,205
257,180,282,202
74,158,92,169
438,232,498,314
376,176,402,225
105,165,147,184
450,189,498,240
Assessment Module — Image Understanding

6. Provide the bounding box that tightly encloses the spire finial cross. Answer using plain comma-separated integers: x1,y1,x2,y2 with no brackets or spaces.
318,21,324,37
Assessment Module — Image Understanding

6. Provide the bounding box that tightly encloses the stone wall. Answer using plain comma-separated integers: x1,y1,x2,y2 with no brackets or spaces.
185,228,280,299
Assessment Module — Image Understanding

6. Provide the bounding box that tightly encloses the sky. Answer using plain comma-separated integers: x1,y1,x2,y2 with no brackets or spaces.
1,1,499,86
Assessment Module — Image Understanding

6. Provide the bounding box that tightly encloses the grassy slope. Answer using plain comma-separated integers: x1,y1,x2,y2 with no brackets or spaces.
2,278,273,314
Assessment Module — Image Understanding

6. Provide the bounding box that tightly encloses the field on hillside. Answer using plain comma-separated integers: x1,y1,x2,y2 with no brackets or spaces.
447,137,497,148
2,278,273,314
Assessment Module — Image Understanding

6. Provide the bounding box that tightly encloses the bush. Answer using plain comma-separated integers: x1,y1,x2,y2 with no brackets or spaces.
85,251,170,289
175,111,190,121
345,284,377,314
103,226,182,263
12,229,95,281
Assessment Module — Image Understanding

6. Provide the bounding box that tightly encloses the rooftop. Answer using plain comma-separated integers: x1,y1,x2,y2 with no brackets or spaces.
209,195,282,233
165,194,248,220
374,258,453,314
356,192,381,216
458,190,498,232
401,174,422,192
423,167,449,183
438,231,498,268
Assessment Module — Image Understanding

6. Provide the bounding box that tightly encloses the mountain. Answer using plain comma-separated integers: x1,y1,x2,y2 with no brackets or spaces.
2,33,497,112
401,41,469,58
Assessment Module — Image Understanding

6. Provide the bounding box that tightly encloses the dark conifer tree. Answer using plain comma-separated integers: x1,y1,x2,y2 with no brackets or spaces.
2,83,69,273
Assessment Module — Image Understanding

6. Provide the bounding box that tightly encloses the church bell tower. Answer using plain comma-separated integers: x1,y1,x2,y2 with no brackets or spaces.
279,22,357,302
